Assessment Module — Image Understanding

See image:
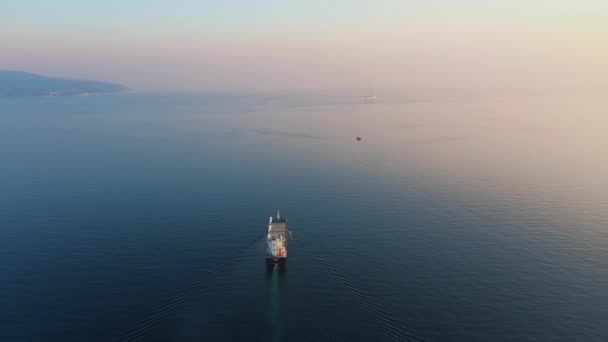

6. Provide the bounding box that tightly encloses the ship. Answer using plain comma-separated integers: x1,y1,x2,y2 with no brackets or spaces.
266,211,288,266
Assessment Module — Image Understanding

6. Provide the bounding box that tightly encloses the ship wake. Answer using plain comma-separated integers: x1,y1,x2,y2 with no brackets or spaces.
119,233,265,342
297,236,426,342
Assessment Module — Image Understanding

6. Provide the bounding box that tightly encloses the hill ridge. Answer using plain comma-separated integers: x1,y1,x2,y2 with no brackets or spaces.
0,70,130,97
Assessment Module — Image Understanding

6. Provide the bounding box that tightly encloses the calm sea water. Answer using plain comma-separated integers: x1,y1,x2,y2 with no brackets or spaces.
1,90,607,341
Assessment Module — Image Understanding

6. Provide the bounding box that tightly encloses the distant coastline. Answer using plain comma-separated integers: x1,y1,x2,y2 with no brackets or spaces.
0,70,130,98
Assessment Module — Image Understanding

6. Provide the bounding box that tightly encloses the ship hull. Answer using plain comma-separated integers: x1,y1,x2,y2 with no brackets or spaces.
266,257,287,266
267,211,288,267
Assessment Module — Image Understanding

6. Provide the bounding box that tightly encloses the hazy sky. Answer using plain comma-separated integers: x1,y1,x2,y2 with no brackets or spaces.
1,0,606,91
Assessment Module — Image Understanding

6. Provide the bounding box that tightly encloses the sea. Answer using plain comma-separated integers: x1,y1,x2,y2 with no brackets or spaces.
1,89,607,341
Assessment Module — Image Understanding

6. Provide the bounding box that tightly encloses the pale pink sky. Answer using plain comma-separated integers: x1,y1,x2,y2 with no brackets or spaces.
2,1,606,91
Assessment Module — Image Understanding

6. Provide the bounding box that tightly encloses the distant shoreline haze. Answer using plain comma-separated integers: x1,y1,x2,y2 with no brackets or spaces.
0,70,130,98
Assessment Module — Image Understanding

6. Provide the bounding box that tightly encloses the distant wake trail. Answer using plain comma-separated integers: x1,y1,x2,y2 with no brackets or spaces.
249,129,328,140
118,233,265,342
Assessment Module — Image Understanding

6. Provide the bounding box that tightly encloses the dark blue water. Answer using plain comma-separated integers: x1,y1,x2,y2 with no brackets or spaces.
1,91,607,341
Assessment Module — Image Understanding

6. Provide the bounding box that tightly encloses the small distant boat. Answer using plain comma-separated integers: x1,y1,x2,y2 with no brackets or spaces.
363,89,376,100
